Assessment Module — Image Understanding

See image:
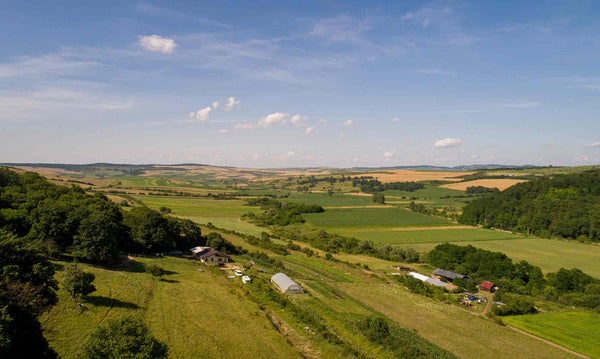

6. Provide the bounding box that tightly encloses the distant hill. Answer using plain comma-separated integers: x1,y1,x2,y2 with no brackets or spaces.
351,164,536,171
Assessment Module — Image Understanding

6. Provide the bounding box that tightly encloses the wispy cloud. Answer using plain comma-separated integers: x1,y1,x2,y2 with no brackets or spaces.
134,2,229,28
343,120,353,126
309,14,376,43
305,126,315,135
503,101,541,108
411,68,456,76
589,141,600,148
0,53,98,79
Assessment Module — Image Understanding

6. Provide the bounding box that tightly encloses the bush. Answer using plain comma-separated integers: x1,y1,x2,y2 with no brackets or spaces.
146,264,165,277
79,317,168,359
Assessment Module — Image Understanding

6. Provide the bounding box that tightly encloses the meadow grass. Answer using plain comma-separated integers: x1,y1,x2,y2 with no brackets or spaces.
503,312,600,359
330,228,523,245
303,207,455,228
409,237,600,278
336,282,579,359
132,195,257,218
40,257,301,359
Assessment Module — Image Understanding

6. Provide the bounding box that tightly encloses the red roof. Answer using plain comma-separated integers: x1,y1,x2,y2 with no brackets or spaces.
480,281,494,290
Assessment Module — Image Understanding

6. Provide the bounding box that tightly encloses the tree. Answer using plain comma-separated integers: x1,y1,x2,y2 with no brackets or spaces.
0,232,58,359
72,211,121,263
372,193,385,204
63,264,96,301
79,317,168,359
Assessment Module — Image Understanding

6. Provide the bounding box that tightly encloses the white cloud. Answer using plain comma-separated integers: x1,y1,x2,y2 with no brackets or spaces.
384,149,396,158
435,137,462,148
503,101,541,108
343,120,353,126
218,129,229,134
589,141,600,148
223,96,240,111
291,115,306,128
187,106,211,123
391,118,399,122
139,35,177,53
471,154,480,159
305,126,315,135
235,123,255,129
212,101,220,109
258,112,289,128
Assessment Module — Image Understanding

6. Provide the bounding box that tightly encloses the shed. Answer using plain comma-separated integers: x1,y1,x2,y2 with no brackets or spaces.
409,272,449,288
432,268,470,282
479,281,495,292
271,273,303,294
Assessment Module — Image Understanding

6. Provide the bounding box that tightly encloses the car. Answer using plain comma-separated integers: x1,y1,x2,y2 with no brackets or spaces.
241,275,252,284
234,269,243,276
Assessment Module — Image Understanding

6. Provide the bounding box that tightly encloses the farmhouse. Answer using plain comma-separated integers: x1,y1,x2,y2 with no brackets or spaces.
190,246,229,264
271,273,304,293
479,281,496,292
432,268,470,283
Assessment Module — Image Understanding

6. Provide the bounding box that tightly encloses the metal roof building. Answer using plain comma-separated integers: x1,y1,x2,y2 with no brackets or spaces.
271,273,304,294
432,268,469,281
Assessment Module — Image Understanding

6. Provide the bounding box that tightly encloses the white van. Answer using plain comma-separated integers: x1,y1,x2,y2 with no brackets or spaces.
234,270,243,276
242,275,252,284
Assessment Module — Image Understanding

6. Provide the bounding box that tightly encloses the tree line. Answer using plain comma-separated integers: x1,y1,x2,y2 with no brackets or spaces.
351,177,425,193
459,170,600,242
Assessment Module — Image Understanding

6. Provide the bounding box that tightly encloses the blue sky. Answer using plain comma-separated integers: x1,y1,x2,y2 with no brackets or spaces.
1,1,600,167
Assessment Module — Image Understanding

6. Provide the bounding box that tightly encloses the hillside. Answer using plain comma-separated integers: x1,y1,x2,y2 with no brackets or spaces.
460,170,600,242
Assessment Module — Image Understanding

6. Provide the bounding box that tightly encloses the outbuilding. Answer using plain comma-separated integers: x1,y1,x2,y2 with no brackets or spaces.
432,268,471,283
271,273,304,294
479,281,495,292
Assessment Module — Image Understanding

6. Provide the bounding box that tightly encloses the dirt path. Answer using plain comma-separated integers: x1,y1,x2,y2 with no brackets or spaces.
456,293,587,359
506,326,589,359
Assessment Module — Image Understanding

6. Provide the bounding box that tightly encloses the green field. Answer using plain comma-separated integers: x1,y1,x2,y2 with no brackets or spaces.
331,227,523,245
410,237,600,278
336,283,578,359
286,192,375,207
503,312,600,358
40,257,301,359
304,207,455,228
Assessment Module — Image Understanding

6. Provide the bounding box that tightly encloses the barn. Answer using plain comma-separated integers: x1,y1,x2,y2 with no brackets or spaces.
271,273,304,293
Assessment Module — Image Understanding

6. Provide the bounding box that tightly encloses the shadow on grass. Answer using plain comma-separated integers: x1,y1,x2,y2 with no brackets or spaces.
159,278,179,283
84,295,139,309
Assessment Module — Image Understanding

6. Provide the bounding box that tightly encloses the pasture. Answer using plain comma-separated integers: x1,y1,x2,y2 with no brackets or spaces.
303,207,456,228
286,192,376,207
503,312,600,359
40,257,301,359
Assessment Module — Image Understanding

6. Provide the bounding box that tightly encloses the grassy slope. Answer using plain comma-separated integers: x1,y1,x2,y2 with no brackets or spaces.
503,312,600,359
304,207,455,228
410,238,600,278
41,257,301,359
337,283,577,359
134,195,265,236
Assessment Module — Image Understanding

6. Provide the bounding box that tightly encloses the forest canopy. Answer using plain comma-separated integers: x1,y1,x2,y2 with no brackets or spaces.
459,170,600,242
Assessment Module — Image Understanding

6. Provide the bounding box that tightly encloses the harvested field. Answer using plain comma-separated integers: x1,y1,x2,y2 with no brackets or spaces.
355,170,472,183
441,179,527,191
